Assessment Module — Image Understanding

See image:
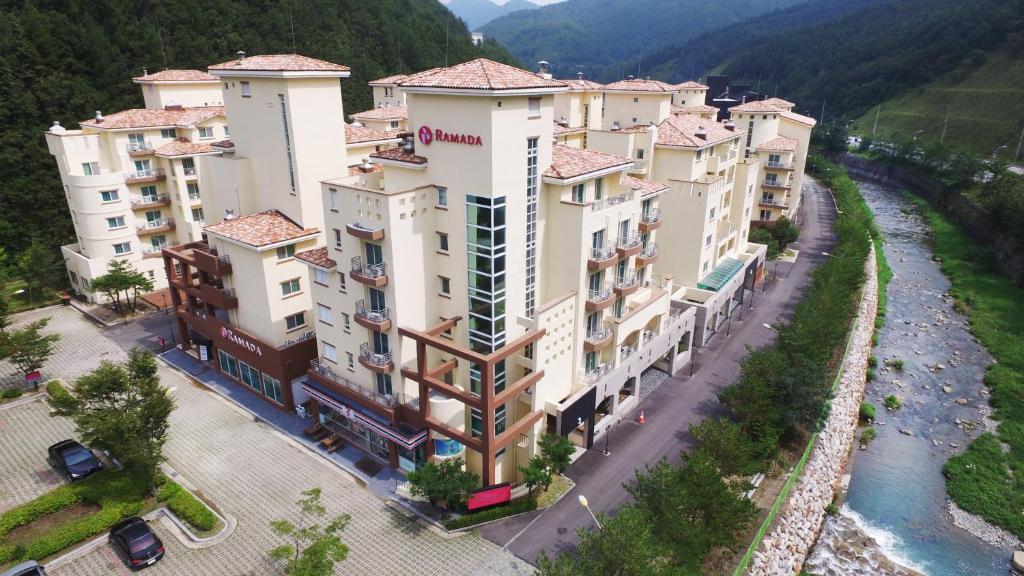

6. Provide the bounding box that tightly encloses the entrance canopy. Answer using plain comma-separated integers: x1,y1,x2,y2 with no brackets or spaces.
301,380,428,450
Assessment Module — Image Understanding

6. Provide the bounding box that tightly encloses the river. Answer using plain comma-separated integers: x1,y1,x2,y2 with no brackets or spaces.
805,178,1014,575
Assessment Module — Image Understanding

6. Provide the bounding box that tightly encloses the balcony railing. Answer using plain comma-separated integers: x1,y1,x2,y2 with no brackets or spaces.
359,342,392,369
355,300,390,324
588,281,614,304
310,358,406,408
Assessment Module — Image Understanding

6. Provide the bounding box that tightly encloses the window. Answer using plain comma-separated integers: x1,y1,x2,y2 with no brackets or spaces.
181,158,196,176
113,242,131,255
333,228,342,248
160,129,177,139
341,312,350,331
191,207,204,223
223,126,230,136
329,188,338,211
705,234,713,247
318,304,333,324
285,312,306,330
323,342,337,362
100,190,119,203
241,81,251,97
281,278,301,296
346,352,354,369
198,126,214,139
314,268,329,286
106,216,126,230
276,244,295,260
439,276,451,296
263,374,283,403
187,182,200,200
572,183,585,203
436,187,447,207
338,272,347,291
528,97,541,118
82,162,100,176
437,233,449,252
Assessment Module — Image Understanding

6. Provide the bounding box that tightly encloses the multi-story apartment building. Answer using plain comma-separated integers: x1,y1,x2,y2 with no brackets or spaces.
46,69,227,300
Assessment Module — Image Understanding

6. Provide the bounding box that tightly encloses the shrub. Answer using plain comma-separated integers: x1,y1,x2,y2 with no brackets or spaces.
443,499,537,530
1,388,22,399
884,358,905,371
861,427,877,444
859,402,877,422
156,477,217,532
884,395,902,410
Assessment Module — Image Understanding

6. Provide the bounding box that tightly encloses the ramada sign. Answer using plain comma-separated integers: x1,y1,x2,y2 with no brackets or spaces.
221,326,263,357
418,125,483,146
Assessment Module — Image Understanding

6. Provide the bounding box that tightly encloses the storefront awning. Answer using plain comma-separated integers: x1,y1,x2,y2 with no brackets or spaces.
697,257,743,291
301,381,428,450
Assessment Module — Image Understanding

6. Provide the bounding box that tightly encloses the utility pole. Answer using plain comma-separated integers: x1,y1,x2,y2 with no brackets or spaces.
871,105,881,137
940,106,950,145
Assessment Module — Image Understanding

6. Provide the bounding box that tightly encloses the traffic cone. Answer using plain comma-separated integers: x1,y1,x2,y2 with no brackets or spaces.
638,410,646,425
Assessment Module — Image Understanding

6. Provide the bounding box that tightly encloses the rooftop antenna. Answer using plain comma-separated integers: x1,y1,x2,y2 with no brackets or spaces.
155,14,167,68
288,0,297,53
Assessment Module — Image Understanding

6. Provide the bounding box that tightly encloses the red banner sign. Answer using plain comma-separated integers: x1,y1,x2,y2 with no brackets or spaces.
467,483,512,511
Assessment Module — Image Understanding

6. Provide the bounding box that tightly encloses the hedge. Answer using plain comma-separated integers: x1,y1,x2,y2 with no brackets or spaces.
155,476,217,532
443,498,537,530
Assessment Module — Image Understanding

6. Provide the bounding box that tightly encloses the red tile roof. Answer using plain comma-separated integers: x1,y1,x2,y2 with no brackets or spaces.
370,147,428,165
621,175,669,196
345,124,402,145
209,54,349,72
154,137,219,157
603,78,677,93
368,74,409,86
756,136,799,152
296,247,337,269
398,58,566,91
544,145,632,180
655,115,743,148
781,110,817,127
133,69,218,83
204,209,319,248
81,106,224,130
728,100,783,113
675,81,709,90
350,106,408,121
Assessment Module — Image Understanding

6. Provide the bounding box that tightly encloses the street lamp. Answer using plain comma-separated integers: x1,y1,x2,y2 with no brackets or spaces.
578,494,603,530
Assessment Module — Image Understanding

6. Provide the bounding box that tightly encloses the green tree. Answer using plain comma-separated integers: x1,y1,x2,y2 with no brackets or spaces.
0,318,59,385
49,349,174,480
539,433,574,474
518,456,552,496
406,457,478,513
269,488,350,576
17,237,62,303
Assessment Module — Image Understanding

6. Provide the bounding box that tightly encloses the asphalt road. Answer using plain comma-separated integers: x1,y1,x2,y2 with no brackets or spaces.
480,177,838,564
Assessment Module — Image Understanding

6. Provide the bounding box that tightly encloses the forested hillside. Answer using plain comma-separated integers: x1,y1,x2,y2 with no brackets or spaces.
0,0,514,261
479,0,804,81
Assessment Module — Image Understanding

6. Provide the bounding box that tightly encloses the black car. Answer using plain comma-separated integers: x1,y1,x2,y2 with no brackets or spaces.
46,440,102,481
109,517,165,570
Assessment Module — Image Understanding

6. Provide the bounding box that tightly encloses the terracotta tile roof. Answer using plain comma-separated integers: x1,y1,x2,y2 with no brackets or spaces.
603,78,677,93
370,147,427,165
762,97,795,109
350,106,408,121
781,110,818,127
675,81,709,90
672,104,718,115
655,115,743,148
544,145,632,180
553,122,584,136
621,175,669,196
81,106,224,130
368,74,409,86
345,124,402,145
728,100,783,113
398,58,566,91
563,78,605,91
154,137,219,157
204,209,319,248
756,136,799,152
209,54,349,72
133,69,218,83
296,247,336,269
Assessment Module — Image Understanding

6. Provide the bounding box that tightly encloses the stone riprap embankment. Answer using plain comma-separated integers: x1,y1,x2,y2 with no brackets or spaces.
748,246,878,576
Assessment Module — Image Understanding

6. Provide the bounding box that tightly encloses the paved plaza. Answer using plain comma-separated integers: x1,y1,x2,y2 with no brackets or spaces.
0,306,531,575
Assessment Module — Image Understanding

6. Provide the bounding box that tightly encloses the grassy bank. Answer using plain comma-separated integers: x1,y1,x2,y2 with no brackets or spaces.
907,197,1024,539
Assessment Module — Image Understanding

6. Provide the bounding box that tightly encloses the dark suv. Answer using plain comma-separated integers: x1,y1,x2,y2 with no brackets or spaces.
46,440,102,481
109,517,165,570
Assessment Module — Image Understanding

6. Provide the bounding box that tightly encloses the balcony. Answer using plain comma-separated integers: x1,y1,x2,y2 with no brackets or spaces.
136,218,175,235
765,161,795,171
583,324,613,352
614,270,640,296
309,358,407,409
131,194,171,209
355,300,391,331
359,342,394,373
638,209,661,232
585,281,615,312
346,222,385,241
350,257,388,287
125,168,165,184
636,242,659,267
761,179,791,190
587,244,618,271
616,233,642,258
126,141,154,156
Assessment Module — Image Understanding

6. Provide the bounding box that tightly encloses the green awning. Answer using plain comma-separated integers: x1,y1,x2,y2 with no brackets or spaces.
697,257,743,291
